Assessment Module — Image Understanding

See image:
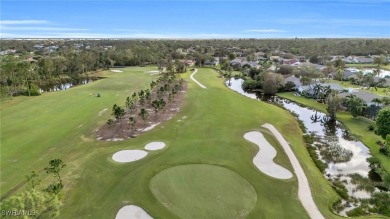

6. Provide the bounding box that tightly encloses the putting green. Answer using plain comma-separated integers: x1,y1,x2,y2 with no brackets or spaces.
150,164,257,219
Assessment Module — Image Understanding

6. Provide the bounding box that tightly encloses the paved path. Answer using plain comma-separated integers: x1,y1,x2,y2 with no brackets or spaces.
262,123,325,219
190,69,206,89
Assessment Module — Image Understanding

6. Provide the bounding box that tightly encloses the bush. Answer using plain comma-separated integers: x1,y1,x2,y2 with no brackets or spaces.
332,180,349,200
0,189,61,219
346,207,366,217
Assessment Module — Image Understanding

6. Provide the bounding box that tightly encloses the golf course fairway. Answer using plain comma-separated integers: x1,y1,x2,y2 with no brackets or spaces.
2,67,349,218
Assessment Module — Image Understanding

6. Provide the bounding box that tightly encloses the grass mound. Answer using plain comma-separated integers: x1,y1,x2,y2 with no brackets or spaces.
150,164,257,219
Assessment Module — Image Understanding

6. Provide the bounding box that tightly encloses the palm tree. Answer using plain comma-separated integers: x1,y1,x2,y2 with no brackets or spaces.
336,66,344,81
313,84,323,100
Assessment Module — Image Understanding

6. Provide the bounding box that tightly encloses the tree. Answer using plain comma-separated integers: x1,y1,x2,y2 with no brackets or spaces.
44,159,66,195
277,65,293,75
128,116,137,131
151,100,160,116
345,95,365,118
335,66,344,81
226,65,233,86
261,73,284,94
26,170,41,189
111,104,125,120
326,92,342,121
373,55,385,67
313,84,323,100
138,108,149,124
376,108,390,139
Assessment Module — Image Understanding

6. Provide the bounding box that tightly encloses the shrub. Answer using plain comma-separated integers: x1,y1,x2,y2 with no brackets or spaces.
346,207,366,217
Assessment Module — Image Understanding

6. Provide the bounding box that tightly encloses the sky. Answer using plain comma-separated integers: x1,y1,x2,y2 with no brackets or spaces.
1,0,389,38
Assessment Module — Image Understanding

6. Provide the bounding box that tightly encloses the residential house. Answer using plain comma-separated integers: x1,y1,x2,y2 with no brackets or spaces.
356,57,373,64
284,75,301,88
338,91,384,106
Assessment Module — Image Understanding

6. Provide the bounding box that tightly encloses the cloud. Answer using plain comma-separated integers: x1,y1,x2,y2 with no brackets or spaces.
0,26,89,31
243,29,286,33
0,20,49,25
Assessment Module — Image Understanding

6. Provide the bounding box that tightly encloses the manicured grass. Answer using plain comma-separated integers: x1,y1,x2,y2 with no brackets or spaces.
0,67,158,196
277,92,390,175
150,164,257,219
328,79,389,96
3,67,386,218
346,64,390,71
60,68,331,219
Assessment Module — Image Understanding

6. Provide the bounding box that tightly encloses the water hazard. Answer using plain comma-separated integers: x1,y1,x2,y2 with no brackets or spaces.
226,78,382,216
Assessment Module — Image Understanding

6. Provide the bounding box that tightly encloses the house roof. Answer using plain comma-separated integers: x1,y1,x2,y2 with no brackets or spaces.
284,75,301,87
338,91,383,104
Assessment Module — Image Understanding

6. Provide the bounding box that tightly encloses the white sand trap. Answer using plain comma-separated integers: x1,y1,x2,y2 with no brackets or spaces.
244,131,293,179
142,123,160,132
116,205,153,219
111,69,123,72
145,142,166,151
190,69,206,89
262,123,324,219
112,150,148,163
146,70,160,73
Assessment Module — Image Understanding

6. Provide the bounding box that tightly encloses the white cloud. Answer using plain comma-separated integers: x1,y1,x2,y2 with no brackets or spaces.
0,20,49,25
0,26,89,31
243,29,286,33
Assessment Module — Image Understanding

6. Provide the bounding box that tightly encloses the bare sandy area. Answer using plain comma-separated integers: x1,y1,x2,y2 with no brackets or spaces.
244,131,293,179
116,205,153,219
112,150,148,163
190,69,206,89
145,142,166,151
111,70,123,73
262,123,324,219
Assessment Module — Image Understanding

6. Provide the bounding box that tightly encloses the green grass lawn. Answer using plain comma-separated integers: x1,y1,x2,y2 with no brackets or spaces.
150,164,257,219
0,67,158,195
328,79,389,96
277,92,390,175
346,64,390,71
3,67,386,218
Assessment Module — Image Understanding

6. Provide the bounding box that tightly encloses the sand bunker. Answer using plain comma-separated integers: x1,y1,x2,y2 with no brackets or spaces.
111,70,123,72
190,69,206,89
262,123,324,219
116,205,153,219
145,142,166,151
244,131,293,179
112,150,148,163
141,123,160,132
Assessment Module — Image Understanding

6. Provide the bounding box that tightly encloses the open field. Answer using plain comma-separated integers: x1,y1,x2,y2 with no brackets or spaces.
3,67,388,218
277,92,390,175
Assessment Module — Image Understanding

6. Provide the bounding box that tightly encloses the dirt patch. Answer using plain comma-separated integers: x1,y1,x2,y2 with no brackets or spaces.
96,81,187,140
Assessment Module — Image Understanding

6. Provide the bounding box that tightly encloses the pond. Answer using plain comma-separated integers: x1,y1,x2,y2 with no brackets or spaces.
226,78,381,216
39,78,99,93
346,67,390,78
